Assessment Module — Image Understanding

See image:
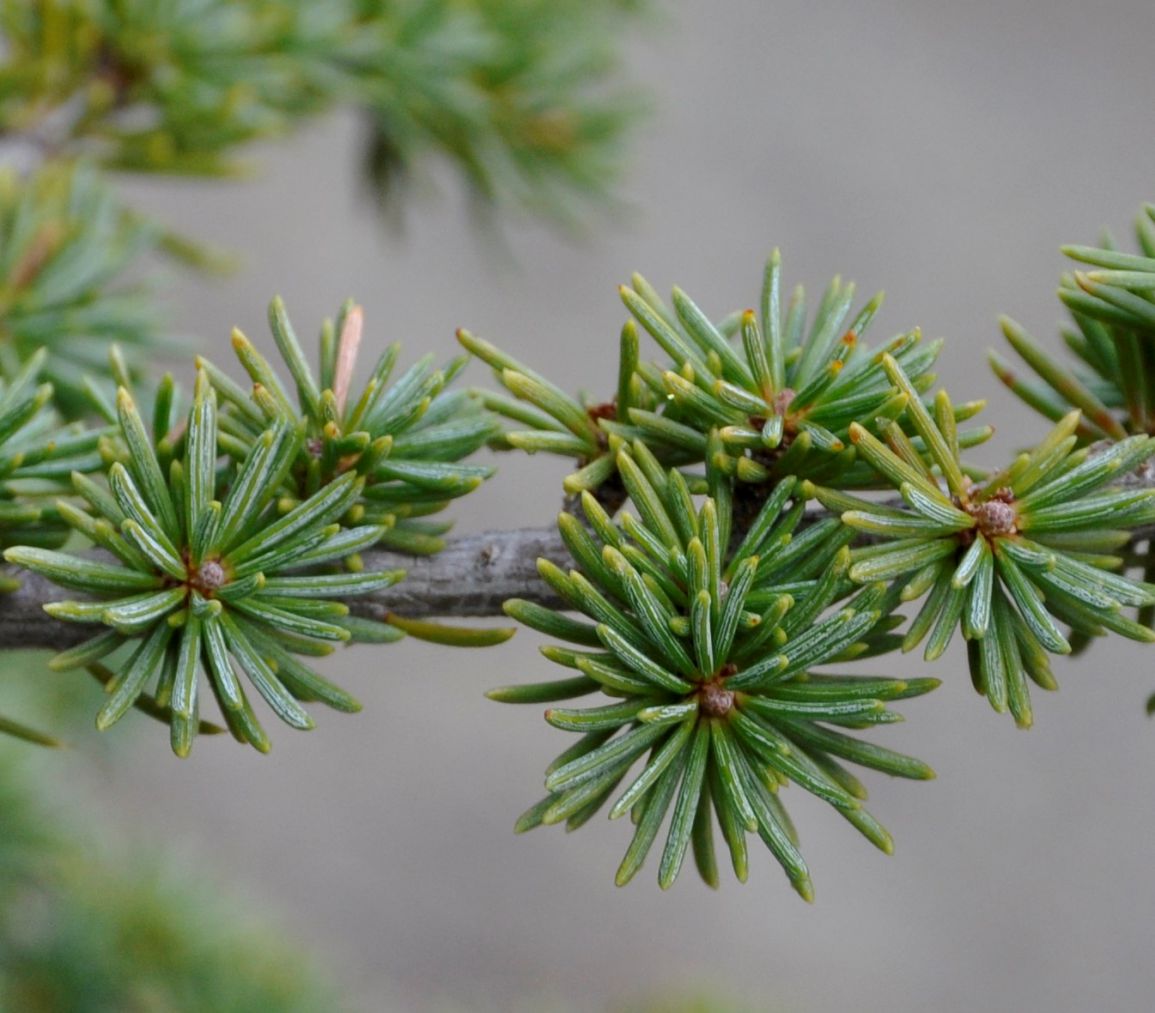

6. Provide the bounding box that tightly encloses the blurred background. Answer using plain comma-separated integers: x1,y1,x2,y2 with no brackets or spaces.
6,0,1155,1009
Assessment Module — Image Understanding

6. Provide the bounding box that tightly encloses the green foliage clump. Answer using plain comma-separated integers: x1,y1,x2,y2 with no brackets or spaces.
1,52,1155,907
5,370,407,756
0,348,107,560
810,357,1155,727
204,298,499,557
495,446,936,894
990,203,1155,706
993,202,1155,443
462,252,991,501
468,246,1155,892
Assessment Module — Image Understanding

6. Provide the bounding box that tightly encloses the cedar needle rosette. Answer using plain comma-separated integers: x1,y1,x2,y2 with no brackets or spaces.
494,448,937,895
809,356,1155,728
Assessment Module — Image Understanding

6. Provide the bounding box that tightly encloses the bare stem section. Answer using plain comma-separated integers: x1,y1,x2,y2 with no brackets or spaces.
0,527,567,650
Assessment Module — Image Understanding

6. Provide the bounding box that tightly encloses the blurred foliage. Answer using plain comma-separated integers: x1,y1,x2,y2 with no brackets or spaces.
0,161,169,415
360,0,645,224
0,0,644,407
0,764,335,1013
0,0,643,221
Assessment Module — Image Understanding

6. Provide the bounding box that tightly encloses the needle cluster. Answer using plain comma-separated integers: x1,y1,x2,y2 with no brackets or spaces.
495,447,936,894
462,252,991,502
5,371,406,755
810,357,1155,727
203,298,498,557
993,203,1155,443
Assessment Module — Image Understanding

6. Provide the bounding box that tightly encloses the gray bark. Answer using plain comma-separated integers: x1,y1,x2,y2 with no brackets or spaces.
0,527,570,650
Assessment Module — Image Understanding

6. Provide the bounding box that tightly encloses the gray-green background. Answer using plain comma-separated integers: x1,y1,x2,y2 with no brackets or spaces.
53,1,1155,1010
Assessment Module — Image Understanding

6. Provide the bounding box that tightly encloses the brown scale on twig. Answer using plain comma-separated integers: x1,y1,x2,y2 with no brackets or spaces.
585,399,617,428
697,663,738,717
189,558,228,596
573,398,630,515
957,485,1018,546
164,549,231,598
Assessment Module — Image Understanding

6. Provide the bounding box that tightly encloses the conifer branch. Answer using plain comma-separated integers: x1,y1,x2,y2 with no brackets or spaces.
351,526,570,620
6,463,1155,652
0,527,568,650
